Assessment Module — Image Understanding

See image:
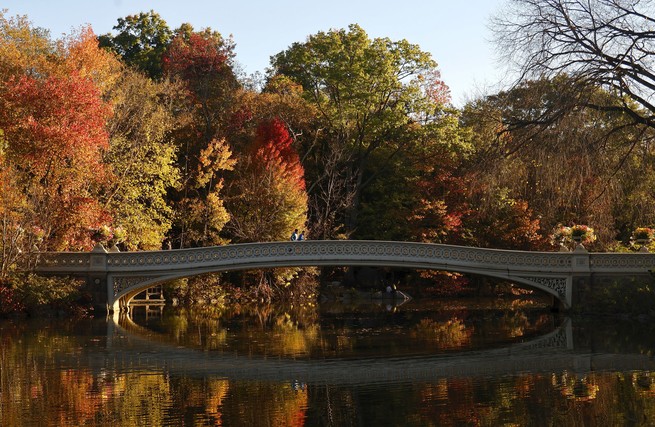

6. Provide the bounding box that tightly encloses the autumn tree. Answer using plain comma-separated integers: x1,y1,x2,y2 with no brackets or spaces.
0,71,112,250
225,118,307,243
0,151,31,278
356,109,471,242
0,15,128,264
50,24,183,251
102,68,180,250
270,24,450,238
0,11,53,81
223,118,308,298
178,138,235,246
163,26,240,247
163,27,238,142
461,77,655,248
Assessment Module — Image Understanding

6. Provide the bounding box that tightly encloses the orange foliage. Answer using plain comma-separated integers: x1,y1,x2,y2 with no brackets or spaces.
57,25,122,94
251,118,306,191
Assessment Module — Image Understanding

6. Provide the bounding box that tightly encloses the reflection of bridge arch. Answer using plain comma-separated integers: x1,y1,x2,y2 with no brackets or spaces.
35,240,655,312
105,313,576,383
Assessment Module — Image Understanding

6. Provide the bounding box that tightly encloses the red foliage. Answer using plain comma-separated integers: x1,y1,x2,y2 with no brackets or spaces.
0,72,112,250
162,32,235,101
421,69,451,106
467,199,545,250
251,118,306,190
410,168,471,243
228,105,254,134
2,72,110,176
0,284,24,316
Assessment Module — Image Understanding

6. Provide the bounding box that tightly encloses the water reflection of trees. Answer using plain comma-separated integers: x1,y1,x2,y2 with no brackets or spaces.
130,302,562,357
412,317,473,348
302,372,655,426
5,319,655,425
0,322,310,425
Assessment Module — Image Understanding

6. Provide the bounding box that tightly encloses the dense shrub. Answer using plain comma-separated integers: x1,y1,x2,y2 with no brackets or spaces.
1,274,87,316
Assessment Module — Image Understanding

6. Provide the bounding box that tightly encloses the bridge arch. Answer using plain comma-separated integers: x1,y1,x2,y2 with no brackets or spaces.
111,264,568,312
37,240,655,313
100,241,576,312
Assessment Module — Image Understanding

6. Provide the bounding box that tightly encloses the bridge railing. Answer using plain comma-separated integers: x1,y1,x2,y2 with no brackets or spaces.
589,253,655,273
34,240,576,272
34,240,655,276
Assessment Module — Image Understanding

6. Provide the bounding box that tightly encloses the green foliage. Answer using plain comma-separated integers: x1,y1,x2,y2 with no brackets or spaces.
583,276,655,316
270,24,451,237
98,10,173,79
9,274,84,313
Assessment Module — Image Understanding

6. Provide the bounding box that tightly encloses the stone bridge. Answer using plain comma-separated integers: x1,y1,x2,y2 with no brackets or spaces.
34,240,655,313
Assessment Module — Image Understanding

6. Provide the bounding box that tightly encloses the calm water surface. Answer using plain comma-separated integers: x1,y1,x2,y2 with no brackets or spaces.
2,298,655,426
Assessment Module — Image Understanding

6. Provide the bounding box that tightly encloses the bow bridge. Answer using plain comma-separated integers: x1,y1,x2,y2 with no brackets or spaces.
35,240,655,313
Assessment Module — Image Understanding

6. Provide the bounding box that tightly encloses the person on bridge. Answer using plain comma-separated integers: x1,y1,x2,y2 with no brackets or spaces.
290,229,298,241
298,231,305,241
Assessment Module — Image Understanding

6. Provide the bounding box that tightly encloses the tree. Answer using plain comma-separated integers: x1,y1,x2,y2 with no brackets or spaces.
163,27,239,142
178,138,235,247
102,68,180,250
494,0,655,130
270,24,449,237
357,109,471,242
0,155,31,278
0,71,112,251
98,10,172,79
460,77,655,248
0,13,119,278
163,26,240,247
0,10,53,81
225,119,307,243
58,26,123,94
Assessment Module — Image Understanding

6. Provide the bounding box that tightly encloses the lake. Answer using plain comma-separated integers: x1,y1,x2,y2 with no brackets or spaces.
2,298,655,426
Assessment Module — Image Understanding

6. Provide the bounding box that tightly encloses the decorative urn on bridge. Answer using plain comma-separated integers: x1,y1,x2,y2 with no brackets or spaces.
550,224,596,252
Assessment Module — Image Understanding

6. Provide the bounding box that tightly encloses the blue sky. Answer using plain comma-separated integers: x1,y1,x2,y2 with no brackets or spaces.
2,0,509,105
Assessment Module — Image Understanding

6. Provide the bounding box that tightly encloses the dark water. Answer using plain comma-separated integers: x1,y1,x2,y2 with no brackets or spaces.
2,298,655,426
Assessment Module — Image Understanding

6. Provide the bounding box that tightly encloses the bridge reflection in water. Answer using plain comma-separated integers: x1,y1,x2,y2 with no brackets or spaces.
86,314,655,385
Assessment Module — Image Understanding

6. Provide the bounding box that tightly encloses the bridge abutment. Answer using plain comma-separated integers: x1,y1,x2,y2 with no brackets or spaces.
87,244,109,314
85,275,109,314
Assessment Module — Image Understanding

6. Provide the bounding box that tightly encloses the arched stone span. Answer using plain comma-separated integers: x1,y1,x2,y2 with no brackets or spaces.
35,240,655,312
36,240,655,310
111,263,569,312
